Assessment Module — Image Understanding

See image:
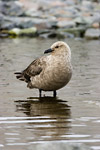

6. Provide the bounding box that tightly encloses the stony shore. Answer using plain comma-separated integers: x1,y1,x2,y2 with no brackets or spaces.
0,0,100,39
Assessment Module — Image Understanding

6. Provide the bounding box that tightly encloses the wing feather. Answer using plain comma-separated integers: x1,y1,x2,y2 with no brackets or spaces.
15,56,46,83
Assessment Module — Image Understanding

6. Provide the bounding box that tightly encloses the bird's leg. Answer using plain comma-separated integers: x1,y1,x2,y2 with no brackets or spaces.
39,89,42,97
53,91,57,97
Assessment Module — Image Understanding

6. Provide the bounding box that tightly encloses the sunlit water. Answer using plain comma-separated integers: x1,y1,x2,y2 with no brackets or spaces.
0,38,100,150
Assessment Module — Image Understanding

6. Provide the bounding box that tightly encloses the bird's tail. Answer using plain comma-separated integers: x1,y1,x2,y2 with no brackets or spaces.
14,72,24,81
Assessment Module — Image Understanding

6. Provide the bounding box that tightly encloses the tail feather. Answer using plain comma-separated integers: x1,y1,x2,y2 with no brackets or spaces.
14,72,24,80
14,72,30,82
14,72,22,75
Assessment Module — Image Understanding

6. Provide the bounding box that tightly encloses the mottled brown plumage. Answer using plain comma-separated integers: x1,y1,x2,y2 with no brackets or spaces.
15,57,46,82
15,41,72,97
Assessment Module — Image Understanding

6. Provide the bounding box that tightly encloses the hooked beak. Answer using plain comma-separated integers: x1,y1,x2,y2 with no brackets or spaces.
44,48,53,54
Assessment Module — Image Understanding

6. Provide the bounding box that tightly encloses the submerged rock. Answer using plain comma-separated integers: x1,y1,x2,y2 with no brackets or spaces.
85,28,100,39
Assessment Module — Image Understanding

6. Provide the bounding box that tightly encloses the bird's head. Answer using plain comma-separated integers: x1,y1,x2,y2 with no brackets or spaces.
44,41,71,57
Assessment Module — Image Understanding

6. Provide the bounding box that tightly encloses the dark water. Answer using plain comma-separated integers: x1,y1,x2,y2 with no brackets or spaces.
0,38,100,150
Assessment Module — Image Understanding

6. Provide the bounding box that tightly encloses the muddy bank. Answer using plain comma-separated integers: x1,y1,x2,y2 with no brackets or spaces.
0,0,100,39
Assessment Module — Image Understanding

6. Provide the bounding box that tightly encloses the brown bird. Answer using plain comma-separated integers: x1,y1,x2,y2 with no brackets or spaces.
15,41,72,97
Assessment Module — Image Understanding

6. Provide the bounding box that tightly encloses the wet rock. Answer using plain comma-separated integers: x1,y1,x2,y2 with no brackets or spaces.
74,17,87,26
39,30,60,39
94,2,100,11
92,22,100,28
39,29,74,39
0,0,100,39
25,10,43,18
82,1,94,10
92,13,100,25
57,20,76,28
0,13,4,21
8,27,37,37
28,142,92,150
0,32,9,38
58,30,75,38
85,28,100,39
1,0,16,2
13,17,35,29
19,0,38,9
0,1,24,16
65,0,75,6
83,16,94,25
62,27,86,37
36,0,52,11
0,15,16,30
1,17,46,29
45,19,57,29
14,17,57,30
0,20,16,30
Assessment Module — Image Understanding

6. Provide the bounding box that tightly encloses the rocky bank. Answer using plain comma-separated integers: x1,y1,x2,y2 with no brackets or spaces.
0,0,100,39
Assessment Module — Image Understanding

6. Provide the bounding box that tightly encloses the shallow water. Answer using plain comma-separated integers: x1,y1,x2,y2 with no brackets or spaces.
0,38,100,150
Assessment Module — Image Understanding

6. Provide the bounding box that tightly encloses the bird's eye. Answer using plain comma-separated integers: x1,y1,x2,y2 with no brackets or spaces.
55,46,59,48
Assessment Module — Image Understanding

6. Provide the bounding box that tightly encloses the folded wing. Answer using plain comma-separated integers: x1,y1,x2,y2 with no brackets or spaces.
15,56,46,83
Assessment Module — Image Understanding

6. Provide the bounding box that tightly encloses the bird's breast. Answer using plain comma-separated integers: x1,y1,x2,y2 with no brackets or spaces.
40,59,72,90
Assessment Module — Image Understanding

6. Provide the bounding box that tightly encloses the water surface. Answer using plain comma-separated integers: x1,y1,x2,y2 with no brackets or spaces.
0,38,100,150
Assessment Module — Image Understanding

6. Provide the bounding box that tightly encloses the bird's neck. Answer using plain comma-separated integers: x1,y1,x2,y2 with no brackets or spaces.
52,51,71,62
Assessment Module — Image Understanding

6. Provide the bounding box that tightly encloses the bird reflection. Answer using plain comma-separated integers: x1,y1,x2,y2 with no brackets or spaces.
15,97,71,141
